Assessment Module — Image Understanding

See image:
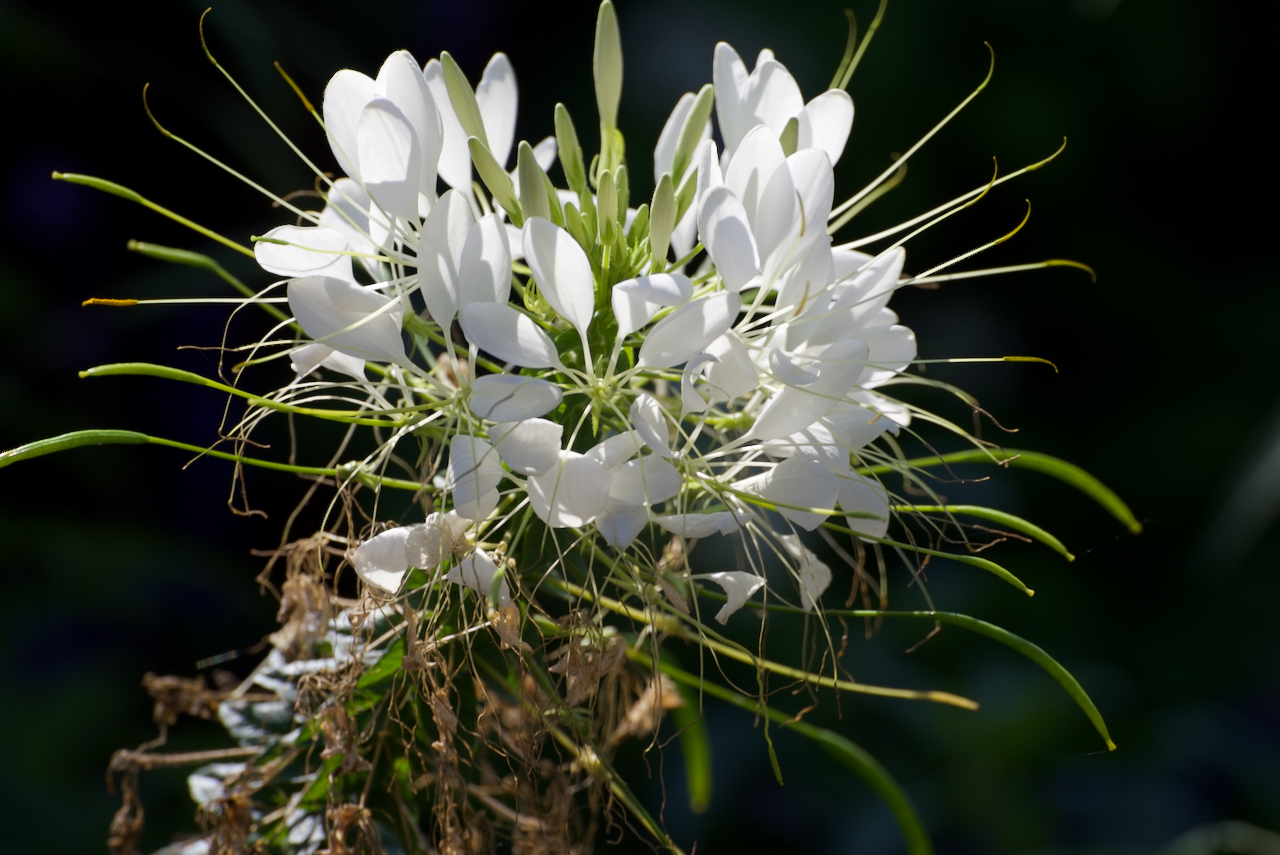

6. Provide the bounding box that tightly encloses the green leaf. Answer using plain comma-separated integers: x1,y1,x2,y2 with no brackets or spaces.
894,504,1074,560
517,140,551,223
862,448,1141,534
649,173,676,267
470,137,522,226
779,116,799,157
356,638,406,689
670,84,714,185
670,684,713,814
554,103,588,195
298,753,343,809
593,0,623,131
439,52,488,149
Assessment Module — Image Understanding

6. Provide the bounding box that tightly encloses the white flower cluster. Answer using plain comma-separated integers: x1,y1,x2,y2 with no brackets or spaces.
259,40,920,622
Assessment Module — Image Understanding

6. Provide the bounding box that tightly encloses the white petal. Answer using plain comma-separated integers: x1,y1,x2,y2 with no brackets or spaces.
446,435,505,522
748,337,870,441
698,571,767,623
586,431,644,469
654,92,695,182
777,533,831,612
459,213,513,307
837,473,890,540
475,53,518,168
797,89,854,166
418,188,474,325
374,50,442,201
698,186,760,292
287,276,406,366
725,125,787,227
323,69,375,179
608,456,682,506
469,374,563,421
447,549,511,607
712,42,752,156
289,343,366,381
532,136,558,171
458,303,562,368
762,422,850,476
423,58,471,191
489,418,563,475
611,273,694,337
595,501,650,549
629,394,672,458
257,225,352,280
406,511,470,570
857,324,917,387
522,217,596,336
775,236,834,314
680,352,721,417
654,512,744,538
702,333,759,404
357,98,421,221
786,150,836,247
638,292,739,368
352,527,411,593
769,347,820,386
527,451,610,528
319,178,378,266
744,55,804,139
749,455,839,531
755,162,801,283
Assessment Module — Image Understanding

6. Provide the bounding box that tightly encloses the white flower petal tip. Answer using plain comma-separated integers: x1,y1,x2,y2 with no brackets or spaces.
638,292,739,369
256,226,352,280
744,455,838,531
458,303,563,369
357,98,422,221
522,217,595,337
446,435,505,522
697,571,767,623
407,511,471,570
447,549,511,608
287,276,407,367
586,431,644,470
352,527,413,594
608,456,682,507
837,473,891,540
630,394,673,457
595,502,650,549
289,343,366,381
490,419,563,476
654,512,744,538
527,451,610,528
468,374,563,421
611,273,694,337
777,534,832,612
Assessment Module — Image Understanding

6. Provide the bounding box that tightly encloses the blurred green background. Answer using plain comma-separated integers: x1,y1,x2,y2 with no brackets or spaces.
0,0,1276,852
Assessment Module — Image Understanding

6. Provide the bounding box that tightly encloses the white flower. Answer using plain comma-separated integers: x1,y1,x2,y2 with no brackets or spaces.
696,571,767,623
447,549,511,607
777,534,832,612
712,43,854,165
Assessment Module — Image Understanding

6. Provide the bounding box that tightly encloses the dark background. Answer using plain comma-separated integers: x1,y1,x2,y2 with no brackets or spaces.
1,0,1276,852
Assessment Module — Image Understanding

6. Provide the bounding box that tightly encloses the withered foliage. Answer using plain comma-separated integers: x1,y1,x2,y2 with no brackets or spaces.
108,532,687,855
